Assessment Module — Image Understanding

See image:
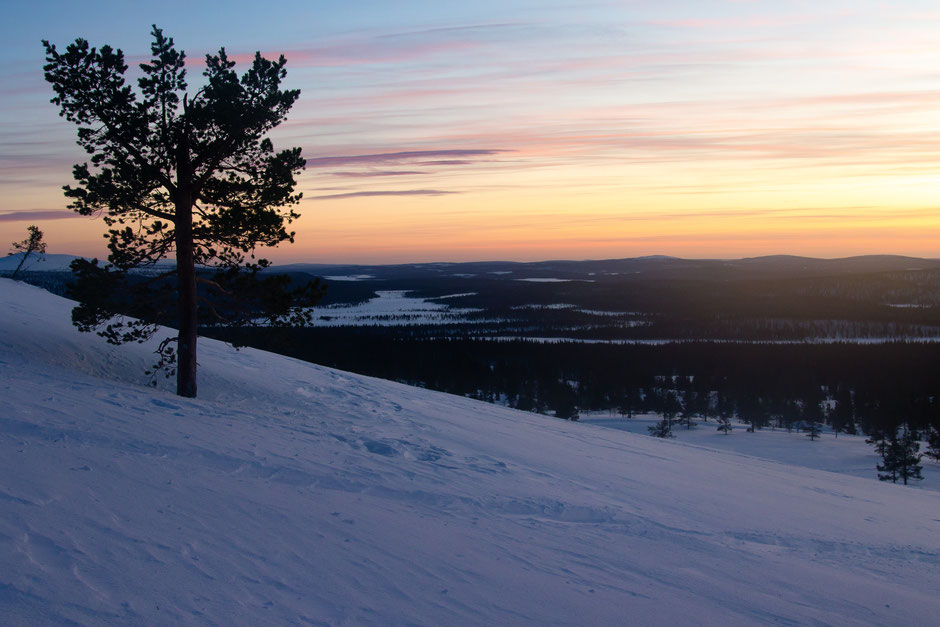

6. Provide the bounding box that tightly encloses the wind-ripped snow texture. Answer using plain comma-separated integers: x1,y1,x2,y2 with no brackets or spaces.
1,279,938,625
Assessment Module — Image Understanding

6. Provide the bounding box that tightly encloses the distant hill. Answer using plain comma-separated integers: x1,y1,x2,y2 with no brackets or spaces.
0,253,85,273
8,253,940,290
275,254,940,282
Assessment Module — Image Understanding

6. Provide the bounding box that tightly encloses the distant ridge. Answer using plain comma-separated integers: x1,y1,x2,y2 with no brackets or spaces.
7,253,940,282
0,253,84,273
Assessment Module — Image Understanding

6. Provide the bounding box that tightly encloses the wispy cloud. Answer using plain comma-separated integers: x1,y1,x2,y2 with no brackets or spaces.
312,189,458,200
306,150,507,168
329,170,426,178
0,210,79,222
651,13,822,31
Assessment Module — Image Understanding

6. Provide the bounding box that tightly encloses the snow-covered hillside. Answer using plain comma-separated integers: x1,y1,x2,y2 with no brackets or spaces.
580,413,940,490
0,253,84,273
1,278,938,625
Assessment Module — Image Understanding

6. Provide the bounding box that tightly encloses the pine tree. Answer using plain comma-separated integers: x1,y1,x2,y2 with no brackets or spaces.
716,415,733,435
679,400,697,430
43,26,322,397
8,225,47,279
867,429,890,480
926,426,940,463
895,428,924,485
805,421,822,441
830,385,855,437
662,391,682,423
872,427,923,485
648,419,675,438
876,437,899,483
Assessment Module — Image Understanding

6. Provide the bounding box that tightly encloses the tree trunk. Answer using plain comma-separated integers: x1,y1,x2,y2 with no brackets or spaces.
175,213,198,398
174,132,197,398
11,253,28,279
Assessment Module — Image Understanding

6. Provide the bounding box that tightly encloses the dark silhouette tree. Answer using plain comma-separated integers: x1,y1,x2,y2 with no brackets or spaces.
894,428,924,485
648,418,675,438
927,426,940,463
43,26,321,397
552,384,579,421
872,427,923,485
800,387,825,432
804,421,822,441
662,390,682,423
617,388,636,419
867,429,893,480
679,389,699,429
829,385,856,437
8,225,47,279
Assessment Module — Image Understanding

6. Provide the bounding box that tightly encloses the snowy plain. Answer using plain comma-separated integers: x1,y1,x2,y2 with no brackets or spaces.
1,278,939,625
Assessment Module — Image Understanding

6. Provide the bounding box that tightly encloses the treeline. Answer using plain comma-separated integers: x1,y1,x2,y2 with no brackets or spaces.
208,327,940,437
12,266,940,340
431,270,940,325
397,316,940,341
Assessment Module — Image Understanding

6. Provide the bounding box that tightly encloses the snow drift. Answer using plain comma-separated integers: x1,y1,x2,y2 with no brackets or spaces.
0,278,938,625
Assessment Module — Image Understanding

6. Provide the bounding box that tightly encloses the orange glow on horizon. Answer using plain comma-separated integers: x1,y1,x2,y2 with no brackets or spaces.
4,3,940,264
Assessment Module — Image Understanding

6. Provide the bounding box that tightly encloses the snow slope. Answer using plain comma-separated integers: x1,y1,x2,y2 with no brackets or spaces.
1,278,938,625
581,414,940,491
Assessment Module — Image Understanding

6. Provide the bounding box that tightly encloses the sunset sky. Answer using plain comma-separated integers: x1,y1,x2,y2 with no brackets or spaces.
3,0,940,263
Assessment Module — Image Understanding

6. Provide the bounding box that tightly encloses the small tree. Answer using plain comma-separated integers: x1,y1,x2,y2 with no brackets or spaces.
830,384,856,437
805,421,822,441
679,391,697,430
867,428,891,475
926,426,940,463
648,419,675,438
876,439,899,483
648,390,680,438
895,429,924,485
617,388,636,419
8,225,47,279
716,415,733,435
662,391,682,423
873,427,924,485
44,27,322,397
551,383,579,421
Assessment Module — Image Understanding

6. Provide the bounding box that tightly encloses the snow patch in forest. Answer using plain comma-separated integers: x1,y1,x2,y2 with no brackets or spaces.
322,274,376,281
314,290,482,326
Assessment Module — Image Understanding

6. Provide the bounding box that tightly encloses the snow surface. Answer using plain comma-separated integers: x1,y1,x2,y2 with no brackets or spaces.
581,413,940,491
1,278,939,625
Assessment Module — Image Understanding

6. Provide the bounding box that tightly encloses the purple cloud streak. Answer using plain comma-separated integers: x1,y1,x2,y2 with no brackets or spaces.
306,149,507,168
328,170,425,177
0,210,79,222
313,189,458,200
